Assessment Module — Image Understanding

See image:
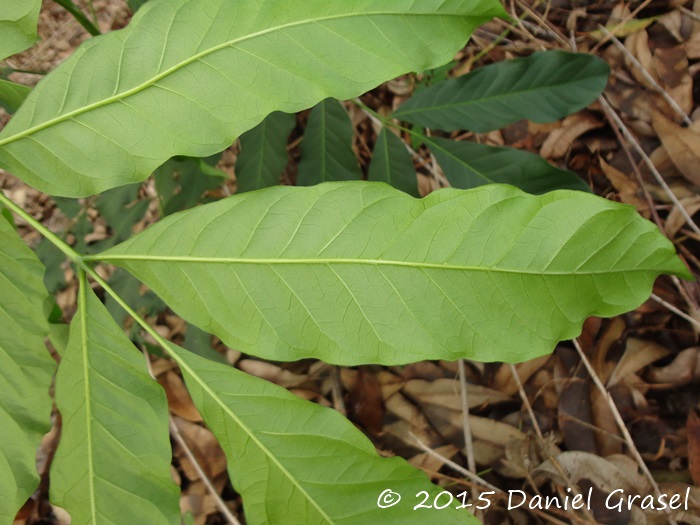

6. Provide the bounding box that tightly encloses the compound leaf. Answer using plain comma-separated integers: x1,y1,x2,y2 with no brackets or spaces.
0,216,55,524
368,128,419,197
50,276,180,524
0,79,31,114
393,51,610,132
427,137,591,194
236,111,295,193
297,99,362,185
0,0,505,197
0,0,40,61
168,342,479,525
100,182,690,365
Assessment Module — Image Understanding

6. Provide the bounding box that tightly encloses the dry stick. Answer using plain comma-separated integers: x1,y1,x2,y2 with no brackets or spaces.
571,339,679,525
651,293,700,331
599,26,692,126
457,359,479,508
515,0,570,47
679,6,700,23
591,0,654,53
509,364,543,441
141,349,242,525
599,95,700,239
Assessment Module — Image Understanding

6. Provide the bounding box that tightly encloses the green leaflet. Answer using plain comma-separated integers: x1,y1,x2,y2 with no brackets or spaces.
368,128,419,197
297,99,362,185
426,137,591,194
154,157,226,215
0,0,40,60
168,342,479,525
236,111,296,193
0,215,55,524
0,79,31,114
50,276,180,524
0,0,505,197
98,182,690,365
392,51,610,133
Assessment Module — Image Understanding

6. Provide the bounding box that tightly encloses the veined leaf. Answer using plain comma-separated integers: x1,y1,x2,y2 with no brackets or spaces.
99,182,690,365
236,111,295,193
50,276,180,524
427,137,591,194
0,0,505,197
392,51,610,132
0,0,40,61
368,128,419,197
0,79,31,114
154,157,226,215
0,215,55,524
168,343,479,525
297,99,362,185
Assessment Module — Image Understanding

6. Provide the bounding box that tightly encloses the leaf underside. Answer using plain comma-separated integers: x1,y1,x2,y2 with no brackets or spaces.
0,0,41,61
101,182,689,366
50,281,179,524
0,0,505,197
392,50,611,132
169,343,479,525
0,217,55,524
426,137,591,194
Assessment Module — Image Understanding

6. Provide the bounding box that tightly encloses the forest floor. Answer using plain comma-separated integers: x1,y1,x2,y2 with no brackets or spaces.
2,0,700,524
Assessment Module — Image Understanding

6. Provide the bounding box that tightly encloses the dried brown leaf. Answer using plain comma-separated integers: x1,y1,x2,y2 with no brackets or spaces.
652,111,700,186
541,113,604,159
688,410,700,486
158,370,202,423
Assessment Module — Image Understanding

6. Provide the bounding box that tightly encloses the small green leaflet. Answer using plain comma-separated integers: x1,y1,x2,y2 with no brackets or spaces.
393,51,610,133
297,99,362,185
368,128,419,197
167,342,480,525
0,79,31,113
0,215,55,524
98,182,690,366
50,276,180,524
0,0,41,61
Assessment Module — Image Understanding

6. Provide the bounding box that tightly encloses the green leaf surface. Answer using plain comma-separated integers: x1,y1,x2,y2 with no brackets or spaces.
297,99,362,185
168,342,479,525
427,137,591,194
392,51,610,132
0,79,31,113
368,128,419,197
0,0,40,61
99,182,689,365
0,216,55,524
236,111,295,193
0,0,505,197
50,278,180,524
154,157,225,216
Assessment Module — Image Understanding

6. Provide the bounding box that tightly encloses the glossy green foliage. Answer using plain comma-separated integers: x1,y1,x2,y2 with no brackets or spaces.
100,183,689,365
0,79,31,113
169,342,479,525
0,217,55,523
236,112,296,193
0,0,505,197
51,278,180,524
393,51,610,132
0,0,40,60
426,137,591,193
298,99,362,185
368,128,419,197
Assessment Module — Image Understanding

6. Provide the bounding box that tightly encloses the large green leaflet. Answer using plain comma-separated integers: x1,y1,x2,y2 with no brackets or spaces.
392,51,610,132
236,111,296,193
168,343,479,525
0,0,41,61
51,278,180,524
0,0,505,197
0,79,31,114
99,182,690,365
0,216,55,524
426,137,591,194
297,99,362,185
368,128,419,197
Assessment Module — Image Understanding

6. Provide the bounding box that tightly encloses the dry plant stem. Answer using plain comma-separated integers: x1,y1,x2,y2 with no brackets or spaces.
599,26,692,126
679,6,700,23
509,363,544,441
590,0,653,53
457,359,478,506
572,338,679,525
330,366,347,416
599,95,700,239
515,0,569,47
140,348,242,525
651,292,700,330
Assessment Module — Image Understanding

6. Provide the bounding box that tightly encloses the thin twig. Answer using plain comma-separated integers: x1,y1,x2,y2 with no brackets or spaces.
599,26,692,126
651,293,700,330
509,364,543,440
679,6,700,23
572,339,678,525
598,95,700,239
591,0,654,53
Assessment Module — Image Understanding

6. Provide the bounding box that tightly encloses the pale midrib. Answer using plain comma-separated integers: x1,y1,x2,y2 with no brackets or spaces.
0,10,459,147
94,254,649,275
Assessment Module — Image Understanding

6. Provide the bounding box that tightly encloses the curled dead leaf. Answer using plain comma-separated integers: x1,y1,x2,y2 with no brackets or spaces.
652,111,700,187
